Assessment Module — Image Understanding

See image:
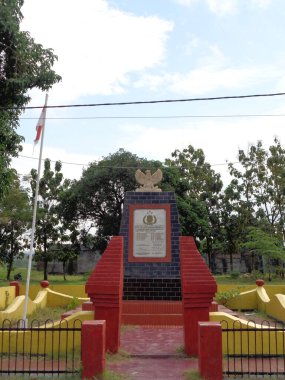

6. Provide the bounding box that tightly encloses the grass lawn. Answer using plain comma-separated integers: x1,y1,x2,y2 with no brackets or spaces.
215,274,285,285
0,266,88,285
2,263,285,287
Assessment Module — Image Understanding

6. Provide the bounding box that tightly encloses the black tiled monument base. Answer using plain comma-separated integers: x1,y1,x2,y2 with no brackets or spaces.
123,277,182,300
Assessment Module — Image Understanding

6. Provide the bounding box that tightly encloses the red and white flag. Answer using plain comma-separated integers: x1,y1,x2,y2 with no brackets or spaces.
34,104,47,146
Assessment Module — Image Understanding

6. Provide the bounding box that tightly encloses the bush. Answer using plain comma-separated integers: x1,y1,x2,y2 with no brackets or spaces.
67,297,79,311
229,270,240,279
215,287,241,307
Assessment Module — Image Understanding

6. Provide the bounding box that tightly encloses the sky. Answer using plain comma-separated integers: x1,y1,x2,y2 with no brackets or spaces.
12,0,285,186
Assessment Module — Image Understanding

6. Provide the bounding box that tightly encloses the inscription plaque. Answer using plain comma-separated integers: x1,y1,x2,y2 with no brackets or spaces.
128,204,171,263
133,209,166,258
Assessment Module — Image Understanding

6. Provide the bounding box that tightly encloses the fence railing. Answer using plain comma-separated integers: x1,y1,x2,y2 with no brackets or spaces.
222,319,285,377
0,319,82,376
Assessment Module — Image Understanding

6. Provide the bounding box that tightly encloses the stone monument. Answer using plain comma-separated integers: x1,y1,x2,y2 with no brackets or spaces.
119,169,182,301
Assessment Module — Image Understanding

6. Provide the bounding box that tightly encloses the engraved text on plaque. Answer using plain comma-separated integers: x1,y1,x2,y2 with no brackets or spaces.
133,209,166,258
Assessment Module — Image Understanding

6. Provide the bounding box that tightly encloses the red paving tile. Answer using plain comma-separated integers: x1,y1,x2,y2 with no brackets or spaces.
107,326,199,380
109,357,198,380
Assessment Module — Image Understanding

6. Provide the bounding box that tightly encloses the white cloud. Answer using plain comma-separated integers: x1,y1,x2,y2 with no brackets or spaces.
184,35,201,55
175,0,238,15
169,66,259,94
121,112,285,186
250,0,272,8
135,65,269,95
206,0,238,16
21,0,173,103
134,38,283,95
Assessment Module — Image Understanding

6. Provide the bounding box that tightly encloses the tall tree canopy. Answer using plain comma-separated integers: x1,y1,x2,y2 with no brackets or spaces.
59,149,164,251
0,176,31,280
165,145,223,270
30,159,70,280
0,0,61,198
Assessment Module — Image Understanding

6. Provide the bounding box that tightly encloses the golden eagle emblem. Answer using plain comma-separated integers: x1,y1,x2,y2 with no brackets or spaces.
135,169,163,192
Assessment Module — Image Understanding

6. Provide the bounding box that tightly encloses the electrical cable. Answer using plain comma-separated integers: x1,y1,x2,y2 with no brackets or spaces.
19,113,285,120
5,91,285,110
17,154,239,168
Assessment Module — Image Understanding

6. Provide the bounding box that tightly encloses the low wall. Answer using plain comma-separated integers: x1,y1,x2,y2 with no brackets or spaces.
19,284,87,299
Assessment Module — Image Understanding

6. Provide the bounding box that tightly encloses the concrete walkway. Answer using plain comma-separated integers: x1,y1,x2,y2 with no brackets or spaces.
107,326,198,380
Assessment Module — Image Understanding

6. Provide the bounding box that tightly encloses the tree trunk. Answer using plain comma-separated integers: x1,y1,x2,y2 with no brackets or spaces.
229,250,233,272
63,261,66,281
6,261,12,281
6,228,14,281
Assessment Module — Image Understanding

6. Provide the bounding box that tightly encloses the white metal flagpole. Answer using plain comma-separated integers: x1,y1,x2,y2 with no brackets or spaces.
22,93,48,327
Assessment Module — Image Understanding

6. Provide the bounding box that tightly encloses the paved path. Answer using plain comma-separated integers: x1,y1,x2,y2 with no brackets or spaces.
107,326,198,380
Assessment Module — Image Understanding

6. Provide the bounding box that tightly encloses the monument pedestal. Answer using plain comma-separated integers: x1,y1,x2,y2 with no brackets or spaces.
120,191,181,301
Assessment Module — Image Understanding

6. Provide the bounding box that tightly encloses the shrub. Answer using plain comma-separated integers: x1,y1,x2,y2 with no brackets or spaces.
67,297,79,311
215,287,241,307
229,270,240,279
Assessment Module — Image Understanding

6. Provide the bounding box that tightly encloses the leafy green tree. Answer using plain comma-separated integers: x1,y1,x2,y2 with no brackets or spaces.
165,145,223,270
0,177,31,280
240,226,285,280
218,178,256,272
229,139,285,238
30,159,70,280
0,0,61,199
59,149,163,251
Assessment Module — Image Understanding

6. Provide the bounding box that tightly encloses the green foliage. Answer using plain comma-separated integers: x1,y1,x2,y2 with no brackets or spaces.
30,159,77,281
28,306,67,325
0,0,61,198
215,287,241,307
241,226,284,260
94,370,131,380
166,145,223,270
229,270,240,279
59,149,163,251
67,296,79,311
106,349,131,362
184,370,203,380
0,177,31,279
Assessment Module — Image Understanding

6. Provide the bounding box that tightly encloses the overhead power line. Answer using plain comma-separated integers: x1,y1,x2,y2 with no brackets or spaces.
18,154,239,168
5,91,285,110
19,113,285,120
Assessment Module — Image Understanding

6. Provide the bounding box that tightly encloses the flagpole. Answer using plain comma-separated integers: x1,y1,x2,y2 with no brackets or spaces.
22,93,48,327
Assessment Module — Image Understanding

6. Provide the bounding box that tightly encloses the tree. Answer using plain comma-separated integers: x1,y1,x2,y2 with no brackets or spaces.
165,145,223,271
229,139,285,236
30,159,70,280
0,176,31,280
59,149,163,251
0,0,61,199
240,226,285,280
218,178,255,272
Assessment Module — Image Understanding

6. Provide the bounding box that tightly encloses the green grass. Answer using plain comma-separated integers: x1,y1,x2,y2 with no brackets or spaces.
215,274,285,285
183,370,202,380
96,369,132,380
0,266,87,285
28,305,67,325
106,349,131,362
7,377,80,380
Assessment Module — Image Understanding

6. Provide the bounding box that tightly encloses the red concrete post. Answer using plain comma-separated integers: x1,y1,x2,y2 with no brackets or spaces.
198,322,222,380
82,301,95,311
81,320,106,379
9,281,20,297
183,307,210,356
96,305,121,353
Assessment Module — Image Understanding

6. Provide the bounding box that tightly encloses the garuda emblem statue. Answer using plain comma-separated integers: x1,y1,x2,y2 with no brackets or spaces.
135,169,163,192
